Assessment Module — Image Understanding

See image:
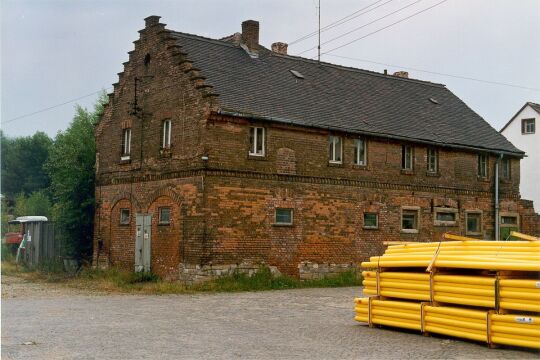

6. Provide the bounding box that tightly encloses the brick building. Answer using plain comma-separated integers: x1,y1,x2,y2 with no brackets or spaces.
93,16,539,281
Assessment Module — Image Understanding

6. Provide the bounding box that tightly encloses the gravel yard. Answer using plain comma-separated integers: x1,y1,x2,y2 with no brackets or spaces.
1,276,537,360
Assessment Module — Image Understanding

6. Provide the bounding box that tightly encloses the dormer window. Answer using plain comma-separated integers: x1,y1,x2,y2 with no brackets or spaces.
162,120,171,149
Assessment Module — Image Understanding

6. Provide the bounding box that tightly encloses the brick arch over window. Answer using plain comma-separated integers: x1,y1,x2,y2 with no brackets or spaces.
144,186,183,211
109,198,136,271
146,194,182,280
110,191,143,212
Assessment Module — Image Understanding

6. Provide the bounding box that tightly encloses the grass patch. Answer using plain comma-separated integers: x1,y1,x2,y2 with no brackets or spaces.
2,262,362,295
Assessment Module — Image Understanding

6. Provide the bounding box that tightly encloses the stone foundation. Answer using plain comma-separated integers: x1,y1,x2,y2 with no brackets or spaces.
298,261,359,280
178,262,281,284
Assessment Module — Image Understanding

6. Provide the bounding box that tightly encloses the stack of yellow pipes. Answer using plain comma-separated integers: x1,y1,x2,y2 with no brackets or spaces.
355,232,540,349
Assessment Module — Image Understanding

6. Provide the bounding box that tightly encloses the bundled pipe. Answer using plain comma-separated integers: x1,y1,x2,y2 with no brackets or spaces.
489,314,540,349
499,279,540,312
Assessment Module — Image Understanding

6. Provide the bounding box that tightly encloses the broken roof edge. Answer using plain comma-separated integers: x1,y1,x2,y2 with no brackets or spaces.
170,30,446,89
216,109,525,157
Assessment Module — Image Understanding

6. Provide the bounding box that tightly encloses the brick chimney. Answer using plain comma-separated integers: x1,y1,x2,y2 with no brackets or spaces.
271,42,288,55
241,20,260,52
145,15,161,27
393,71,409,78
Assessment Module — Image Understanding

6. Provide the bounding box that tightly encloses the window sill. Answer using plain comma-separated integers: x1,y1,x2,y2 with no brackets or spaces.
521,132,535,135
426,171,440,177
272,223,293,227
119,158,131,164
400,229,419,234
119,222,130,226
477,176,490,182
400,169,414,175
434,221,458,227
466,232,482,237
500,179,512,183
328,161,343,167
363,226,379,230
248,154,267,160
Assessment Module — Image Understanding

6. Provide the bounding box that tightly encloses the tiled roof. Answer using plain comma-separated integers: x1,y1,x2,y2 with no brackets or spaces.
171,31,523,155
528,102,540,114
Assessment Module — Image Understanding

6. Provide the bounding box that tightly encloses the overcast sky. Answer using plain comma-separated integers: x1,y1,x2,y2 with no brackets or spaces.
2,0,539,138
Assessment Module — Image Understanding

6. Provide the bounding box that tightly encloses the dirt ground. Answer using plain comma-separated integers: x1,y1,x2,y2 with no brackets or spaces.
1,275,538,360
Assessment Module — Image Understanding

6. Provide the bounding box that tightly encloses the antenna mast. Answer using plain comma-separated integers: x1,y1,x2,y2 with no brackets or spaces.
318,0,321,63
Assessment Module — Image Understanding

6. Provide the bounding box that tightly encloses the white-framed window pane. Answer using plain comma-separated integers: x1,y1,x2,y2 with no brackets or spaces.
355,138,366,165
122,128,131,155
162,120,171,148
427,148,437,172
402,146,413,170
249,127,265,155
275,208,293,224
363,213,378,228
329,135,342,163
522,119,535,134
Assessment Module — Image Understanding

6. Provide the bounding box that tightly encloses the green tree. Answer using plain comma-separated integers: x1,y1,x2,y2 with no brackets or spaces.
13,191,52,218
45,94,107,259
1,131,52,198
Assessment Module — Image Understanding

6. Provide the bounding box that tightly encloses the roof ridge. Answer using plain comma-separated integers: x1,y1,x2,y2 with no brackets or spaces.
267,52,446,88
171,30,446,89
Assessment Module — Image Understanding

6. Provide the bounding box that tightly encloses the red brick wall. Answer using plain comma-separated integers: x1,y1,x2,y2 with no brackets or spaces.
93,17,538,279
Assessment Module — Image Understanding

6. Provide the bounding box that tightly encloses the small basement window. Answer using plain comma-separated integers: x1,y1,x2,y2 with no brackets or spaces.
158,207,171,225
434,207,458,226
363,213,378,229
401,208,419,233
275,208,293,225
466,212,482,235
120,209,130,225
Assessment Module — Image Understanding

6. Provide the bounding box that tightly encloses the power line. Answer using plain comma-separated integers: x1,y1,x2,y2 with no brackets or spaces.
325,54,540,91
318,0,449,57
3,88,112,125
297,0,425,55
289,0,395,46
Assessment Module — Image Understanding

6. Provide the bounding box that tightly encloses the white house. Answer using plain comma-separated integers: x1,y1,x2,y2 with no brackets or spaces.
501,102,540,212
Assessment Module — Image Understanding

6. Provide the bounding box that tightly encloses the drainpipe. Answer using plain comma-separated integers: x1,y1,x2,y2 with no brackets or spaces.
494,154,502,240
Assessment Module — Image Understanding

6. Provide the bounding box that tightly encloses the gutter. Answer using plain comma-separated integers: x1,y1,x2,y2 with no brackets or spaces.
216,109,525,158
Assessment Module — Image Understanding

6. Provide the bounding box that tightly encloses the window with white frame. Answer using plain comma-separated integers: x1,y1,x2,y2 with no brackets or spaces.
354,138,367,166
478,153,488,178
402,145,413,170
522,118,535,134
501,158,511,180
363,213,378,229
329,135,342,163
275,208,293,225
427,148,438,173
162,120,172,149
122,128,131,158
249,127,265,156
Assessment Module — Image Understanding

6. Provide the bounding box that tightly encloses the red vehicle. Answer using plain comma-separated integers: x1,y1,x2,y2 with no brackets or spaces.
3,216,48,254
